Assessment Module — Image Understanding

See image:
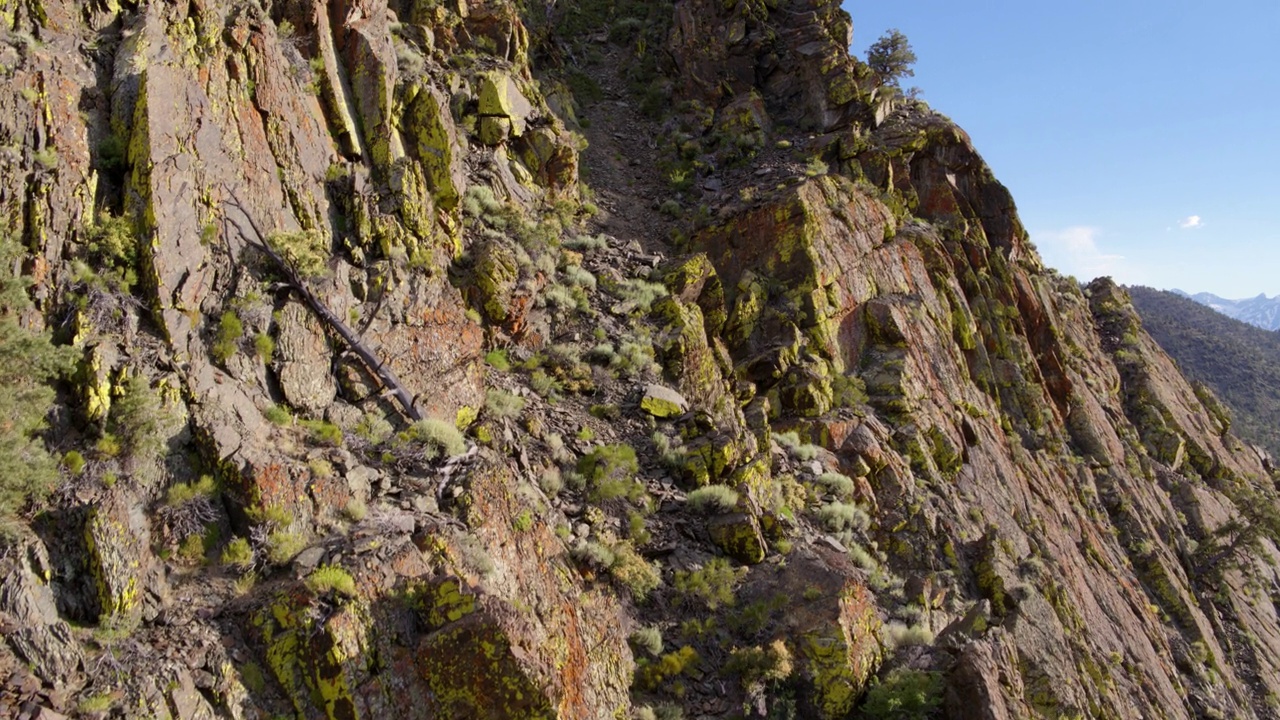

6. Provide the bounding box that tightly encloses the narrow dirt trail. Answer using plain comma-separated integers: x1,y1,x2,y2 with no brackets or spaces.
571,45,678,257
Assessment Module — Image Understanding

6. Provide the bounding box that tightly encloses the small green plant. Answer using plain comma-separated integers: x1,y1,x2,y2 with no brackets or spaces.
300,418,342,446
485,389,526,419
803,156,828,177
774,431,820,460
62,450,86,475
211,310,244,363
686,485,739,514
254,333,275,362
572,539,616,568
264,404,293,426
485,349,512,371
306,564,357,597
817,501,870,533
403,417,466,459
725,640,794,687
78,693,114,713
883,621,934,651
166,475,218,506
343,498,367,522
564,234,607,251
674,557,743,610
33,147,58,169
815,472,856,499
576,425,596,442
635,645,700,691
859,668,943,719
577,444,642,502
266,229,328,278
266,530,308,565
512,510,534,532
530,369,563,399
539,466,564,496
221,537,254,570
629,625,664,657
610,541,661,601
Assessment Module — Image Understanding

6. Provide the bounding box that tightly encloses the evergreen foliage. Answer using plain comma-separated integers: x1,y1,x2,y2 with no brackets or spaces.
0,235,72,534
866,29,917,87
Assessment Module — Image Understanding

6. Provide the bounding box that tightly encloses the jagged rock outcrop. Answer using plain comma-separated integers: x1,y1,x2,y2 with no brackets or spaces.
3,0,1280,718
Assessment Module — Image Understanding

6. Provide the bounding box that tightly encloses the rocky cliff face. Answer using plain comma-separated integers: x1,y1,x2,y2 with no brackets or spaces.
3,0,1280,718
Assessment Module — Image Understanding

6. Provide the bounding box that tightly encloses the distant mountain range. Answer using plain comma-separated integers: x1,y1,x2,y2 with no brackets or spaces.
1171,289,1280,330
1129,286,1280,458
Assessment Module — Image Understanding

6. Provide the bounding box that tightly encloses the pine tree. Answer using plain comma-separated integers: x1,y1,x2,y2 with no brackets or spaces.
0,234,72,534
866,29,917,87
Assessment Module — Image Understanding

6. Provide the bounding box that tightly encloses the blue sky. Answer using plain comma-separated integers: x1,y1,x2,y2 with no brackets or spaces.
842,1,1280,297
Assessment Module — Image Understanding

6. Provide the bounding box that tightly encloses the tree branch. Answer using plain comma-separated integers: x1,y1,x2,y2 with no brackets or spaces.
220,195,423,422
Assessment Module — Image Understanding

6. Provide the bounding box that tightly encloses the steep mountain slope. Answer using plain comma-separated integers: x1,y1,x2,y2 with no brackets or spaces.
1173,289,1280,330
1130,285,1280,459
2,1,1280,719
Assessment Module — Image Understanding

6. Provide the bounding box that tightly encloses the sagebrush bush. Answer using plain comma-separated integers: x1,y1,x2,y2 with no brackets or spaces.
817,501,870,533
221,537,254,570
815,472,855,499
860,668,943,719
300,418,342,446
629,625,664,657
405,418,466,459
264,404,293,426
883,621,934,651
577,444,643,502
306,564,356,597
266,530,307,565
485,389,526,419
675,557,743,610
610,541,661,601
211,310,243,363
686,485,739,514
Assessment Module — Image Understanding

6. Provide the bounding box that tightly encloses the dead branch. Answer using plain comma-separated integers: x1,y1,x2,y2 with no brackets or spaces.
220,195,422,422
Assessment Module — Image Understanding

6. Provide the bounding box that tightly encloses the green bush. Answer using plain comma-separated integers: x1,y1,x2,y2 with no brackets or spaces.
674,557,743,610
530,369,563,399
221,537,254,570
724,640,793,686
108,372,167,461
266,229,329,278
254,333,275,362
686,485,739,514
306,564,357,597
860,668,943,719
610,541,661,601
211,310,243,363
577,443,643,502
300,418,342,446
635,645,700,691
485,389,526,419
264,404,293,426
815,472,855,499
774,431,821,460
629,626,664,657
166,475,218,506
817,501,870,533
405,417,466,459
883,622,933,651
485,349,512,371
266,530,307,565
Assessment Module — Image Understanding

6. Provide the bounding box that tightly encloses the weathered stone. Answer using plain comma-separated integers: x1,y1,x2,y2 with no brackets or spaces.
707,511,767,564
276,300,337,414
640,384,688,418
478,72,533,135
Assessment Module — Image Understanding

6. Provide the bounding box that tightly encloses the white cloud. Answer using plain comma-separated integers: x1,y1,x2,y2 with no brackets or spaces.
1179,215,1204,229
1034,226,1126,280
